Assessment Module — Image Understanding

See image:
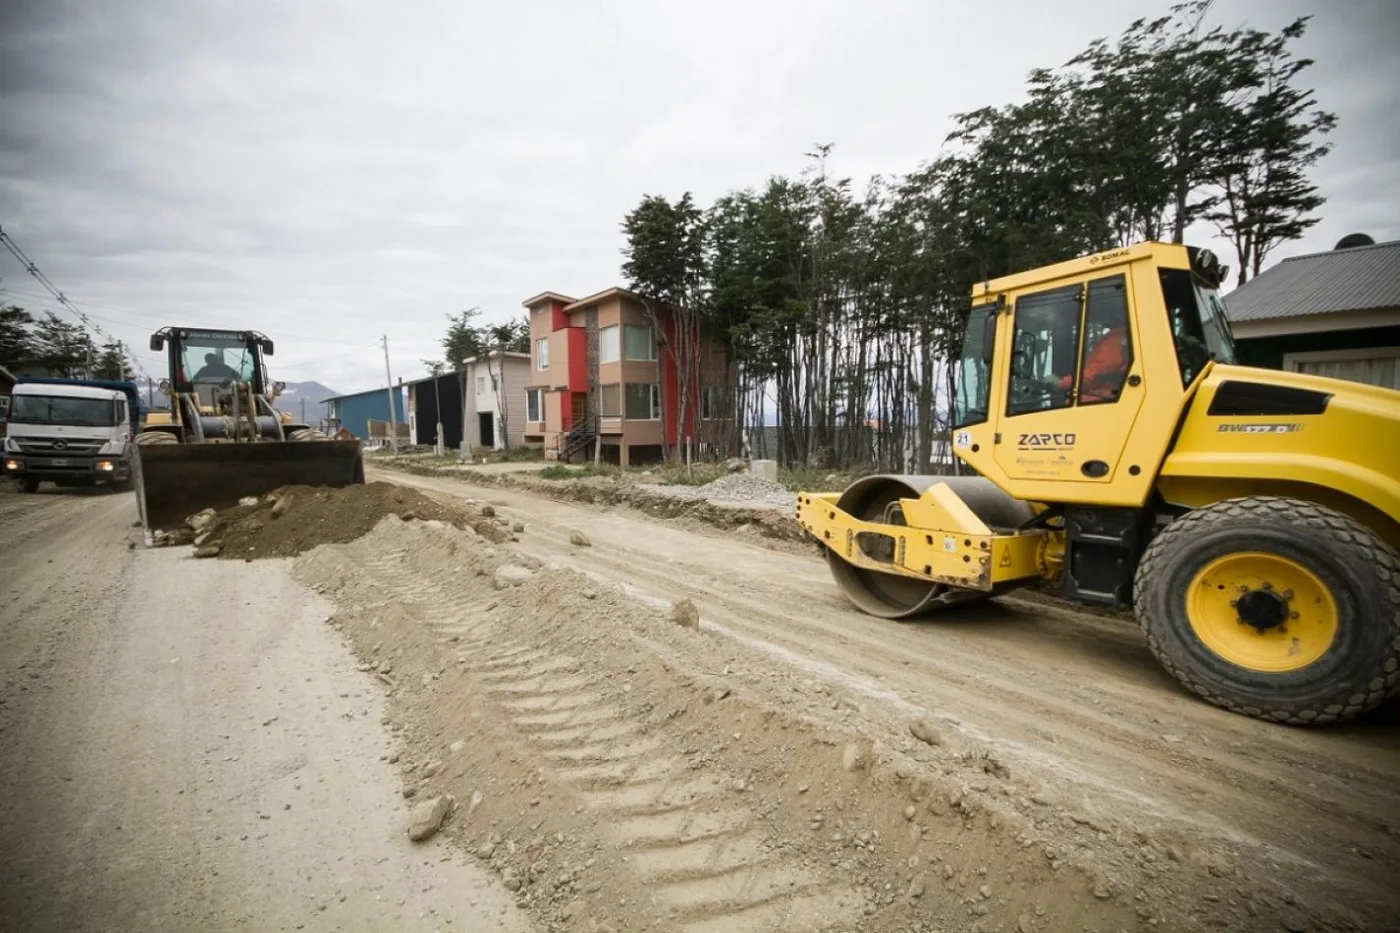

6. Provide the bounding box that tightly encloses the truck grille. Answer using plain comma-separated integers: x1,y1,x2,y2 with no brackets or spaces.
15,438,104,455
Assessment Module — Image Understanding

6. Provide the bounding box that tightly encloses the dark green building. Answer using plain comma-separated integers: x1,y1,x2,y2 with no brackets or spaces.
1224,235,1400,391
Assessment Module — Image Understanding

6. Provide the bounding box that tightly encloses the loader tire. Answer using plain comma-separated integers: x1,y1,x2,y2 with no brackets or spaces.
1134,496,1400,726
289,428,328,442
135,431,179,445
16,477,40,494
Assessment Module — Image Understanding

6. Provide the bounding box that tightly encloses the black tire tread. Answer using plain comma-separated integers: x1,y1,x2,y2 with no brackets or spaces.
1134,496,1400,726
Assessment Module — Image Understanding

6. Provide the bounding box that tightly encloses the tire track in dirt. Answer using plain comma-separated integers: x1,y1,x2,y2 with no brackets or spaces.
329,534,869,932
369,467,1400,930
291,511,1356,933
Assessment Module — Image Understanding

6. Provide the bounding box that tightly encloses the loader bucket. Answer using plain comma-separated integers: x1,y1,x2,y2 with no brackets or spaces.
135,440,364,537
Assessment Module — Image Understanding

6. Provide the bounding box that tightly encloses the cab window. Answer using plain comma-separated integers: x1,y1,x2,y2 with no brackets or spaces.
952,304,997,428
1007,285,1080,416
1077,276,1132,405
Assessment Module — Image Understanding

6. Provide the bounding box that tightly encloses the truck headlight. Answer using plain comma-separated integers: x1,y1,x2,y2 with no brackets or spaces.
97,460,115,472
4,459,19,471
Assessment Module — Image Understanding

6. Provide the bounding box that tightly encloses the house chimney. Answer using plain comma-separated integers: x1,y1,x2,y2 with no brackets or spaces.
1334,233,1375,250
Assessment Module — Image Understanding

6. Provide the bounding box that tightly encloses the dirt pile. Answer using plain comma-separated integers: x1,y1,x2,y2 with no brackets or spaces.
192,481,504,560
289,515,1323,933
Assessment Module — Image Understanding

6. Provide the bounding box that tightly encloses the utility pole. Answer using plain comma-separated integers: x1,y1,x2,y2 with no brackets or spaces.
300,396,307,425
382,335,400,453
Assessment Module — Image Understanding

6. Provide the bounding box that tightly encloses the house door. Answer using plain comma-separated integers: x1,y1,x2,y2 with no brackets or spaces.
571,393,587,428
478,412,495,449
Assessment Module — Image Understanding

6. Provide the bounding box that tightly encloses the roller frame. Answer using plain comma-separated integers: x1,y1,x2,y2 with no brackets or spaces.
797,477,1047,593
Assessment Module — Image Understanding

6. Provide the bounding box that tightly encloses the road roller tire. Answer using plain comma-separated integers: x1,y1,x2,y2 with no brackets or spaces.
1134,496,1400,725
135,431,179,445
289,428,329,442
826,474,1034,620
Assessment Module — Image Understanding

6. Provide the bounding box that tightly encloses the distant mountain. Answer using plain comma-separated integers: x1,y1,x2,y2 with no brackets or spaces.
271,380,340,417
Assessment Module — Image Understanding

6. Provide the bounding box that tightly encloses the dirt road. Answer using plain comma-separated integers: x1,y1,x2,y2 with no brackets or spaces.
371,466,1400,932
0,487,533,933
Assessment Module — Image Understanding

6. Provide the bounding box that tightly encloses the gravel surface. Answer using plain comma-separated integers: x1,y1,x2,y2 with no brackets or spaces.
646,472,797,510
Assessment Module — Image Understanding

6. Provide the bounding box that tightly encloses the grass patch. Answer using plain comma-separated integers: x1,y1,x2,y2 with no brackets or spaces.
776,466,865,492
537,463,621,481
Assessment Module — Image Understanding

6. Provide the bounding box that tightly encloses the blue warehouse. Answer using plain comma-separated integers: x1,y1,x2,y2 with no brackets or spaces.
323,386,406,444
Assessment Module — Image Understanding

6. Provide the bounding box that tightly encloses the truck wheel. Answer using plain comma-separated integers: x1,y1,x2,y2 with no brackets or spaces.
289,428,328,442
1134,496,1400,725
16,477,40,494
136,431,179,445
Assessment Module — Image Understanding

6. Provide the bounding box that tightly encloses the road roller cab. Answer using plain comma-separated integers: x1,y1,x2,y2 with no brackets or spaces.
798,241,1400,726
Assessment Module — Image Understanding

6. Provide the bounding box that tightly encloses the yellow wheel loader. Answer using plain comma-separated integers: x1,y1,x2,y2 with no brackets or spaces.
134,326,364,538
800,242,1400,726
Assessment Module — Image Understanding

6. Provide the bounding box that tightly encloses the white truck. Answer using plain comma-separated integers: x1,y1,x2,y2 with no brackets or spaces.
3,377,141,493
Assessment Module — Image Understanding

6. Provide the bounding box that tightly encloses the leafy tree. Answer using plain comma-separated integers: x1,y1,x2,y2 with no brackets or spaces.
92,340,130,380
612,0,1337,469
442,307,487,369
1204,16,1335,283
482,321,528,452
622,192,709,460
0,305,37,369
32,312,94,377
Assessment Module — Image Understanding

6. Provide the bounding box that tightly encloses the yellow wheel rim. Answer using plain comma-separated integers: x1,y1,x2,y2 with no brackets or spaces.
1187,551,1338,673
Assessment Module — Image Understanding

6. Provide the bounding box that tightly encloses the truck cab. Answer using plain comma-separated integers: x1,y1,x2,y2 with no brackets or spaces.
3,378,142,493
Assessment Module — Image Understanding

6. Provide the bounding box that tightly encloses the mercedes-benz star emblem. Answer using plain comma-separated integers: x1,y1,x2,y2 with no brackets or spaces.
52,440,68,450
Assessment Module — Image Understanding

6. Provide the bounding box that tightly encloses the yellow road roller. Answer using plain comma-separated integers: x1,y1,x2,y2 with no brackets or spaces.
799,241,1400,725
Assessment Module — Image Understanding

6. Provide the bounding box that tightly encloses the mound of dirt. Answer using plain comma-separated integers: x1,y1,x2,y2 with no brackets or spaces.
290,516,1314,933
197,481,487,560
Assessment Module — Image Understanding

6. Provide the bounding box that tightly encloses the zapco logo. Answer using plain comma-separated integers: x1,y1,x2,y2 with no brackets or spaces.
1217,423,1302,434
1018,432,1077,450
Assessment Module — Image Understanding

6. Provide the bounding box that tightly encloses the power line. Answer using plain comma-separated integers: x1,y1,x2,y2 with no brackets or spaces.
0,224,150,381
0,284,378,348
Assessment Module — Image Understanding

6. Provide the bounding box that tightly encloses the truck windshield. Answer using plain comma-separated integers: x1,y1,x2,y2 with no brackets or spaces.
1159,268,1238,387
9,395,118,427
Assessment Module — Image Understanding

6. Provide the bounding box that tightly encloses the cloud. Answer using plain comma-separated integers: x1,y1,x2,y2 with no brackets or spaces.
1,0,1395,393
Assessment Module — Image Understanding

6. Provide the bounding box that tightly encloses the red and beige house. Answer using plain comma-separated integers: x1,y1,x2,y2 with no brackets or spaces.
521,286,733,465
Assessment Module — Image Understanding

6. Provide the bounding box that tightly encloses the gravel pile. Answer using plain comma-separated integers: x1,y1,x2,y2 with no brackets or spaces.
646,472,796,510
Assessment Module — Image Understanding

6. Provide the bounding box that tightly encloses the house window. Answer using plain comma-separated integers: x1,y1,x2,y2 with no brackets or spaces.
700,386,728,420
526,388,543,423
1283,346,1400,390
599,384,621,417
476,375,486,395
623,324,656,361
535,337,549,370
625,383,660,420
599,325,620,364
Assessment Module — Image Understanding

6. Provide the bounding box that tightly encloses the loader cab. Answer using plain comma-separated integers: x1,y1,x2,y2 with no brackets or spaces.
951,242,1233,509
150,328,274,409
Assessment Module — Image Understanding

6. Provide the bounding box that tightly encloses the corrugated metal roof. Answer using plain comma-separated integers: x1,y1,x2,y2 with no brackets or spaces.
1223,239,1400,322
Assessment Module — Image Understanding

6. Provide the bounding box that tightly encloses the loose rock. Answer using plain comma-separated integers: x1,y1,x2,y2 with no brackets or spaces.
670,598,701,630
909,718,943,746
237,496,260,507
407,794,453,842
493,565,534,589
568,530,591,547
512,521,525,533
193,544,222,559
186,508,216,531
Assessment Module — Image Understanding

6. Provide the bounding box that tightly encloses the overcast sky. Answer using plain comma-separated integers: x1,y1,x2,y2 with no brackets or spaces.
1,0,1396,395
